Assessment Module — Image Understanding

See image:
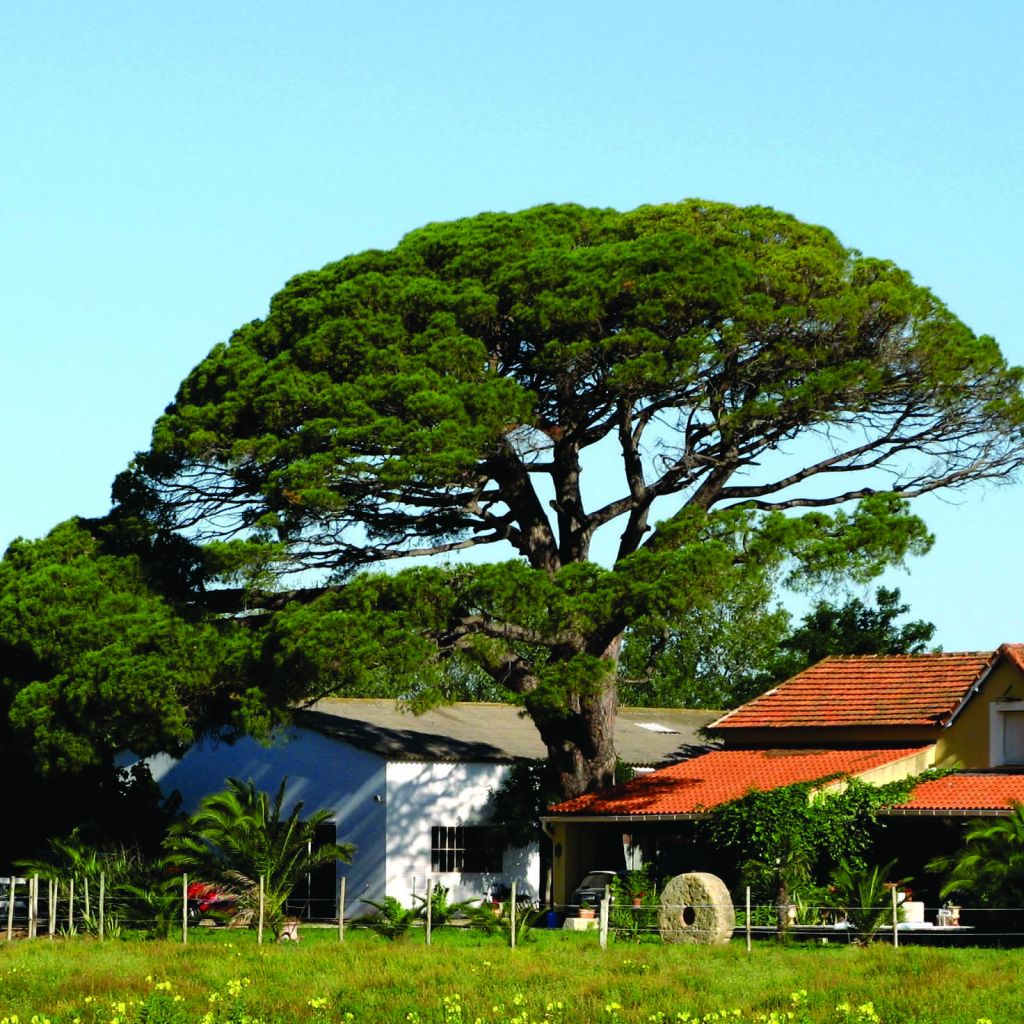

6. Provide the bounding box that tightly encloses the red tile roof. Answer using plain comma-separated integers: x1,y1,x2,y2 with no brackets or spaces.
891,772,1024,813
711,652,997,731
549,746,930,817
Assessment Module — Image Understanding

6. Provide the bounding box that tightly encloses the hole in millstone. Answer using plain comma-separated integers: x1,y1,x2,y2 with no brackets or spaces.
680,906,697,926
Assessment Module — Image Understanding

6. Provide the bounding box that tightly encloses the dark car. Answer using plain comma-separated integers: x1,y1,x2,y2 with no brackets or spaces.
571,870,625,911
0,878,28,921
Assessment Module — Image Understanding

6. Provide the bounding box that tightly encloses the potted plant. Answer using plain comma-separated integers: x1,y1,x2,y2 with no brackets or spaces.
619,866,653,906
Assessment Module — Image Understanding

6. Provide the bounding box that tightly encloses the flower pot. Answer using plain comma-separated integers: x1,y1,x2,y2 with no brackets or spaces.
578,907,595,919
632,898,643,907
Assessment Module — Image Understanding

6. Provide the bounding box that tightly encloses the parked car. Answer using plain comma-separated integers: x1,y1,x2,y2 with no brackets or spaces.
571,870,626,911
186,881,236,920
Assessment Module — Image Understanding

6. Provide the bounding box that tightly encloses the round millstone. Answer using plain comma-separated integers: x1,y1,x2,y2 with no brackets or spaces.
658,872,735,945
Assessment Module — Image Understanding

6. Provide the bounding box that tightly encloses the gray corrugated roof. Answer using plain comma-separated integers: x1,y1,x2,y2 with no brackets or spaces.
297,699,719,766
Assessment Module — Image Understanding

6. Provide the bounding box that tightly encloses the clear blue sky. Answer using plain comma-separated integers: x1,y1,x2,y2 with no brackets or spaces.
3,1,1021,651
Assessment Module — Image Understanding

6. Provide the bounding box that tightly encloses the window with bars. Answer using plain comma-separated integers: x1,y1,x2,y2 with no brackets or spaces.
430,825,502,873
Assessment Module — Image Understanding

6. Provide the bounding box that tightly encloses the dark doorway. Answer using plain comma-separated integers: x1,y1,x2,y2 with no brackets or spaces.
287,820,338,920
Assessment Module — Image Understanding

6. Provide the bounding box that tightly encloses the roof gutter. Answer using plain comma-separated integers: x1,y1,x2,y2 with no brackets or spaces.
541,812,706,825
881,806,1014,817
544,806,1015,823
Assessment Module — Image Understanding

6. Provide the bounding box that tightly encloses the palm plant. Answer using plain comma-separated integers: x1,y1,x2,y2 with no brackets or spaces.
927,802,1024,907
117,864,183,939
18,829,143,934
412,882,482,926
828,859,908,942
165,777,353,939
361,895,422,940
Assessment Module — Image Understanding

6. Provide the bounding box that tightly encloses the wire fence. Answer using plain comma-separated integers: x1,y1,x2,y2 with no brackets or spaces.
4,874,1024,948
0,874,535,946
585,893,1024,948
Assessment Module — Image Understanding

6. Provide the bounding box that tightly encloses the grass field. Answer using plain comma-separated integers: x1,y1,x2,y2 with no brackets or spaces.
1,929,1021,1024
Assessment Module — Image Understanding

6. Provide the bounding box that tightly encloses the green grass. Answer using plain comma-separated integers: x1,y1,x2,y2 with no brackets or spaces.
1,930,1022,1023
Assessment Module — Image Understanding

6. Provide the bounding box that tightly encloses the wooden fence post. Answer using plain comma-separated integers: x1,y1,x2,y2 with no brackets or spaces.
338,876,346,942
892,886,899,948
425,873,432,945
598,892,609,949
182,873,188,945
68,877,74,934
746,886,752,953
510,881,517,949
99,872,105,941
5,876,14,941
27,875,35,939
49,878,56,937
257,876,265,945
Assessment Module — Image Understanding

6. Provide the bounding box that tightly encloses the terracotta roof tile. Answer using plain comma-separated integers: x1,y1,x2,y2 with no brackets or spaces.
549,746,929,817
711,652,996,731
892,771,1024,812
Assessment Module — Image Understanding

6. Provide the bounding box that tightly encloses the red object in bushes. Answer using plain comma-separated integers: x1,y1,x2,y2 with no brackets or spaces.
187,881,235,914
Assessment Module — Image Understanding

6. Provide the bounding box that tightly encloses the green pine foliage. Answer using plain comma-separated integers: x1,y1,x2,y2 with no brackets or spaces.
117,200,1023,796
0,518,234,773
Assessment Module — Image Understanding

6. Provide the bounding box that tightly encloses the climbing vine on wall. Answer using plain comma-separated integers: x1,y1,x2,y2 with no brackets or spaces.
697,769,950,909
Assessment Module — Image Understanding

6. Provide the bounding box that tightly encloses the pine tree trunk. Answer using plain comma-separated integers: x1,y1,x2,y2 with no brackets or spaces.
775,874,790,941
526,641,621,801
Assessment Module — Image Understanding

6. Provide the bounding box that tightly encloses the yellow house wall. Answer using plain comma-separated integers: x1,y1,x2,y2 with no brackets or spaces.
548,821,571,908
716,726,938,746
936,660,1024,768
549,820,594,908
853,747,937,785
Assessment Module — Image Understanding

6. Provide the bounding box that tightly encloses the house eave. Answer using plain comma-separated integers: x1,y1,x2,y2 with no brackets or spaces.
943,651,1002,729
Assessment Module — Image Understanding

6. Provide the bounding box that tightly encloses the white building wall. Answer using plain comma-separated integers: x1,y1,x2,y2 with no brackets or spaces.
146,727,388,911
385,761,539,906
